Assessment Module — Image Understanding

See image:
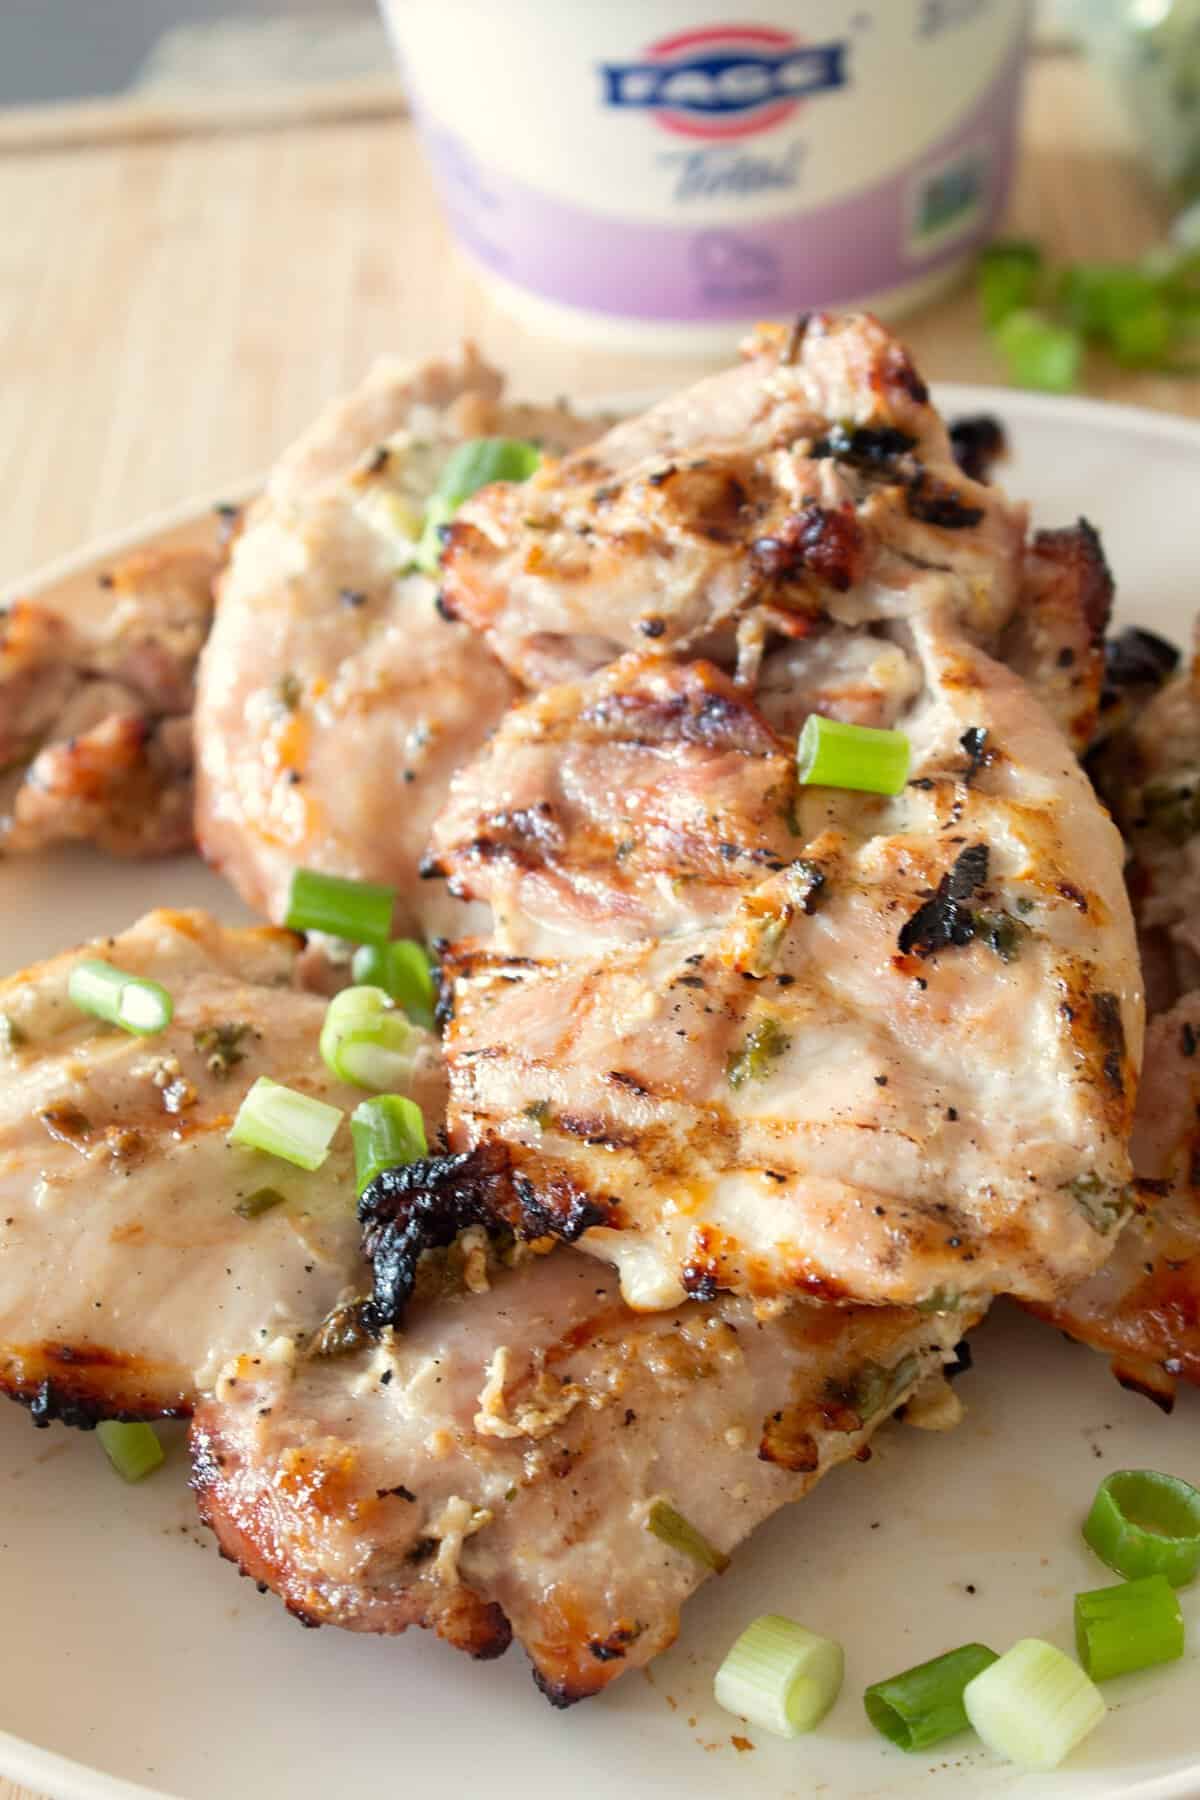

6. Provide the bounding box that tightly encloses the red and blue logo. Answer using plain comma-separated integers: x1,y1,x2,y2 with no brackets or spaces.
599,26,847,141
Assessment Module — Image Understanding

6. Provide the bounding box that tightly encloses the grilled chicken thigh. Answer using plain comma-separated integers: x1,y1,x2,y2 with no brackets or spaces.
1093,625,1200,1010
440,315,1027,687
193,1247,968,1702
1023,627,1200,1405
420,599,1140,1315
194,347,597,942
999,523,1113,755
0,548,216,856
1032,995,1200,1409
0,910,444,1422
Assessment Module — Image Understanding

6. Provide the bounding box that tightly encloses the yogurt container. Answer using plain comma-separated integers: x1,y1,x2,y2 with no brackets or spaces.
384,0,1033,353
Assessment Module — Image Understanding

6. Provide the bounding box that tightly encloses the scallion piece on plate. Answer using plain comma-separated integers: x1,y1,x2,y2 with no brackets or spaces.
796,715,910,796
962,1638,1105,1772
67,959,173,1036
414,437,542,574
351,1094,427,1193
645,1499,729,1574
283,868,396,947
228,1077,342,1172
1083,1469,1200,1587
864,1643,998,1752
350,940,436,1030
719,1620,849,1742
715,1614,844,1740
96,1420,164,1483
320,985,421,1090
1074,1575,1184,1681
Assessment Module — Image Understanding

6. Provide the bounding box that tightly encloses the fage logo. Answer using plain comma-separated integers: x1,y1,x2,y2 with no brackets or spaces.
599,26,848,141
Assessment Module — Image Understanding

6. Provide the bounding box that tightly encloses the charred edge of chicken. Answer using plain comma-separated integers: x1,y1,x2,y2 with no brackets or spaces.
1031,518,1115,646
6,1368,189,1431
947,414,1007,484
357,1143,614,1334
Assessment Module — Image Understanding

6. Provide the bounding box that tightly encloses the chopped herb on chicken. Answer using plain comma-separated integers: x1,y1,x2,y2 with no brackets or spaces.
727,1015,791,1089
975,910,1031,963
193,1020,251,1076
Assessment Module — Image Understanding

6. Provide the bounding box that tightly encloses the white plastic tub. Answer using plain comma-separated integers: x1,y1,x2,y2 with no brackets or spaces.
384,0,1033,352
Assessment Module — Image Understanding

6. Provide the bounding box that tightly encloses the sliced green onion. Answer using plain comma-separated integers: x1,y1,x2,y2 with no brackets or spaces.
67,959,173,1036
351,940,436,1030
228,1077,342,1172
796,715,910,796
414,436,542,574
320,986,420,1090
283,868,396,947
864,1643,998,1751
351,1094,427,1193
963,1638,1105,1772
978,239,1043,329
233,1185,286,1221
646,1498,729,1574
715,1614,843,1739
993,309,1082,393
1058,264,1175,368
1083,1469,1200,1587
1074,1575,1184,1681
96,1420,164,1483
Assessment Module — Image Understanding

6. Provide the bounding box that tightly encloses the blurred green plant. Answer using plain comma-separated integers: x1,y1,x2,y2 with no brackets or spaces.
976,237,1200,389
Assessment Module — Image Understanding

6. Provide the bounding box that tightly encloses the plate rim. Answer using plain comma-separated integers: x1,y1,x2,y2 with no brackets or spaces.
4,382,1200,1800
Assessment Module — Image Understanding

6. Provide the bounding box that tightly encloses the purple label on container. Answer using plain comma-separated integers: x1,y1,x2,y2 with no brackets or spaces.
410,35,1025,323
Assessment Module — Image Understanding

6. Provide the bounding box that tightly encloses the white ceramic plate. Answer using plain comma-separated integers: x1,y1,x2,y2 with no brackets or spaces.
3,386,1200,1800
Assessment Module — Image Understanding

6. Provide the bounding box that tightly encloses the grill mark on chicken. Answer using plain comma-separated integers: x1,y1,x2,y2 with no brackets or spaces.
433,655,798,953
904,471,985,531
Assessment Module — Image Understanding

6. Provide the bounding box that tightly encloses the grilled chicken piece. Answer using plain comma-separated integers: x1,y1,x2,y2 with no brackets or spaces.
999,522,1113,754
439,314,1027,688
1030,995,1200,1410
419,579,1142,1318
429,654,798,954
1089,625,1181,754
1089,626,1200,1011
0,909,444,1424
192,1247,968,1702
194,346,598,942
0,548,216,856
